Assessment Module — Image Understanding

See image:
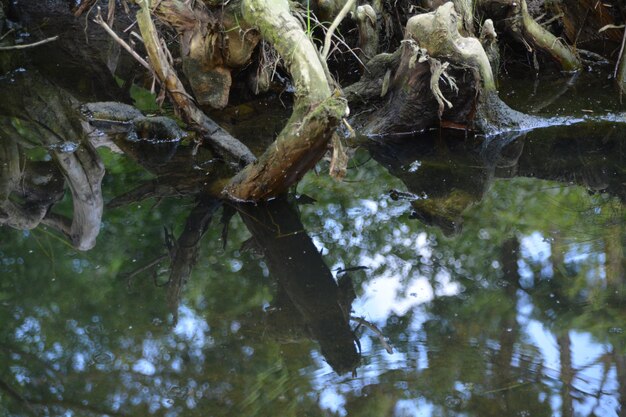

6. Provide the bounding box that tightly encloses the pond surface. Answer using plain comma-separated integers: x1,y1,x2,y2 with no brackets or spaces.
1,64,626,417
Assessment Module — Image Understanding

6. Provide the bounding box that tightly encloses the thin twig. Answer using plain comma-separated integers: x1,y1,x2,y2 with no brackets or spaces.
351,316,394,354
129,31,144,43
93,7,152,71
614,27,626,80
120,253,168,285
321,0,357,61
73,0,97,17
0,378,37,416
0,36,59,51
123,20,138,33
0,28,15,41
310,14,367,70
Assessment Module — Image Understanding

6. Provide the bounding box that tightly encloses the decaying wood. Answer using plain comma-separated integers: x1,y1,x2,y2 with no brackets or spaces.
514,0,581,71
355,4,378,64
406,3,496,92
224,94,346,200
479,0,581,71
345,4,488,134
480,19,500,79
151,0,260,109
452,0,475,35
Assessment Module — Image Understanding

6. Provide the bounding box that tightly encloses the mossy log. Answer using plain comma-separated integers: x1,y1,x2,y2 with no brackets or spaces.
223,0,347,201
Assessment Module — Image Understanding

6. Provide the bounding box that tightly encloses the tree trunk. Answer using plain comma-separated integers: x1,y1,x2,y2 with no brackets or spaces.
223,0,347,201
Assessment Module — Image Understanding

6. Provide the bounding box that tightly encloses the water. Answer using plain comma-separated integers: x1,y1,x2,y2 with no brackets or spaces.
1,66,625,417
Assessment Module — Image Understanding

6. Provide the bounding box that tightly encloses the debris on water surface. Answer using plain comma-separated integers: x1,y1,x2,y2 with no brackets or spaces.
48,141,79,153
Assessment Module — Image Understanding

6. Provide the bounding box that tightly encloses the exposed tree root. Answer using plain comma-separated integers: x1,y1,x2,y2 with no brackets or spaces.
479,0,581,71
515,0,580,71
407,3,496,92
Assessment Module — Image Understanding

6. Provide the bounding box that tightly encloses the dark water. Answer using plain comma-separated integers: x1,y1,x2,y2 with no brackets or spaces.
1,59,626,417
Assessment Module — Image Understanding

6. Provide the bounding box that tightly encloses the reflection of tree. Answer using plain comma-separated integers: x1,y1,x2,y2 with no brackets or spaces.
615,346,626,417
415,240,551,417
238,198,360,375
0,199,337,417
0,137,65,230
108,125,362,374
1,48,626,417
295,128,625,415
1,125,349,415
0,72,105,251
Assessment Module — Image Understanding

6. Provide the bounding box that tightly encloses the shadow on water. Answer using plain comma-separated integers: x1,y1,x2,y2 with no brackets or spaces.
1,18,626,417
368,123,626,235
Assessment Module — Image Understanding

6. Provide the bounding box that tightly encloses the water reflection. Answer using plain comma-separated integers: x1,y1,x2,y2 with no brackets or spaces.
1,50,626,417
0,72,105,250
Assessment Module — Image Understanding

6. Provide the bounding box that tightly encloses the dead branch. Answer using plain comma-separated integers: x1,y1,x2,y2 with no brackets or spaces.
351,316,394,354
135,0,256,166
93,7,152,71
